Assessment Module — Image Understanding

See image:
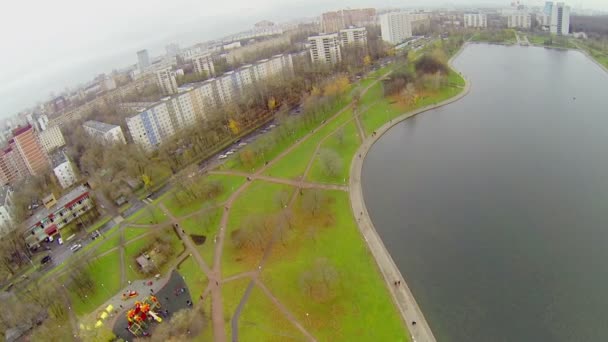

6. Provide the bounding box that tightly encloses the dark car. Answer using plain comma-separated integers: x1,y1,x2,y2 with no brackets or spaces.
40,255,52,265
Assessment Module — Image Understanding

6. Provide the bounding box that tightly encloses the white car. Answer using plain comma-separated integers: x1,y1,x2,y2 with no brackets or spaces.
57,237,64,245
218,154,228,160
269,124,276,129
70,244,82,253
226,150,236,155
238,142,247,147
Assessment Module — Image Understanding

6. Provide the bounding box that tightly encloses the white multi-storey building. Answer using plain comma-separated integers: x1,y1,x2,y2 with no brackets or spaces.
155,67,178,95
339,27,368,46
546,1,570,35
37,125,66,153
464,13,488,28
507,11,532,29
379,12,413,45
82,120,127,145
192,54,215,77
126,102,176,151
51,150,77,189
308,33,342,64
0,187,14,237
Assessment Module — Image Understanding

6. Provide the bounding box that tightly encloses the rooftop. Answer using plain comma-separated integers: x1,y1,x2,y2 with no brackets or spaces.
83,120,120,134
50,150,68,168
23,185,89,229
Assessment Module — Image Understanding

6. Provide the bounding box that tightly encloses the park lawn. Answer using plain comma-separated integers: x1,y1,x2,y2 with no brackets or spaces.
124,237,150,281
78,224,121,256
221,277,251,341
163,174,246,218
181,208,222,266
528,34,548,45
223,95,352,173
260,190,409,341
177,256,208,305
307,121,361,185
128,204,168,225
222,180,295,277
85,215,113,233
94,231,123,256
361,70,465,135
125,228,184,278
70,250,122,316
238,285,306,342
263,108,354,180
123,227,148,243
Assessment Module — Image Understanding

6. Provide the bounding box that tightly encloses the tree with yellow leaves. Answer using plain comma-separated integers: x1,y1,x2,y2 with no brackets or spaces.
363,55,372,67
228,119,240,135
267,96,277,111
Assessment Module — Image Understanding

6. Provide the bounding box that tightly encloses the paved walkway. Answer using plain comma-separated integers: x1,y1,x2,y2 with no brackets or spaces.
347,50,471,342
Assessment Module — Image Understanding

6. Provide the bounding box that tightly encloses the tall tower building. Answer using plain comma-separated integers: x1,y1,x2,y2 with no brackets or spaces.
12,125,50,177
137,49,151,71
379,12,413,45
155,67,178,95
308,33,342,64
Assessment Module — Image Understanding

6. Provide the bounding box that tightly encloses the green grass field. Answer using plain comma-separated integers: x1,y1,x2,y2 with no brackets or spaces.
128,205,168,225
177,256,208,305
307,121,360,185
181,208,222,265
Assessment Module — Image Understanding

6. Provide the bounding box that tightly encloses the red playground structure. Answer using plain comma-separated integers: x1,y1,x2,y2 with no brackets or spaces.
126,295,163,337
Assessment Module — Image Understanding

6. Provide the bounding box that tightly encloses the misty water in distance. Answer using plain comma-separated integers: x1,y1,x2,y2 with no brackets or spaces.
362,44,608,341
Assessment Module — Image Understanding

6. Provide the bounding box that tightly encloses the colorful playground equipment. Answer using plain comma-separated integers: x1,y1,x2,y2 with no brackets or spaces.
126,295,163,337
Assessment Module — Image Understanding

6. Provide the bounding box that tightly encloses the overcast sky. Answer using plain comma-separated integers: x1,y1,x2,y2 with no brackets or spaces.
0,0,606,118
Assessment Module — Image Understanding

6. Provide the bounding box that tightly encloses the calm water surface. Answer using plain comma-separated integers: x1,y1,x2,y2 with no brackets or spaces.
362,44,608,342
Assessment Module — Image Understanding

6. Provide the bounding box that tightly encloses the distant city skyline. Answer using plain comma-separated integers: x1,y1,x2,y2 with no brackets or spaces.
1,0,606,118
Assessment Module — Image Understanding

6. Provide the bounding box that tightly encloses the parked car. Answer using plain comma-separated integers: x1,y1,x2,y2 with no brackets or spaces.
238,142,247,147
70,244,82,253
57,237,63,245
41,255,52,264
226,150,236,155
91,231,101,240
218,154,227,160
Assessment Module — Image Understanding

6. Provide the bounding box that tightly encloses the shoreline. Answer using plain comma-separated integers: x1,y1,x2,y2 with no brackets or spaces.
348,44,471,342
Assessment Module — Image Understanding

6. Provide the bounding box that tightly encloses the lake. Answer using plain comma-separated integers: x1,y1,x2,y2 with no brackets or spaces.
362,44,608,342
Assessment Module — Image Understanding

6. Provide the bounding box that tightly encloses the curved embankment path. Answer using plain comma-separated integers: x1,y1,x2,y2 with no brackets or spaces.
349,46,471,342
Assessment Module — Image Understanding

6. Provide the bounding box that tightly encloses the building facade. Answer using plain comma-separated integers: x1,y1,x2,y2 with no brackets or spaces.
137,49,151,71
37,125,66,153
308,33,342,64
51,150,77,189
380,12,413,45
546,1,570,35
12,125,50,177
339,27,368,46
22,185,94,248
155,67,179,95
507,11,532,29
0,187,14,236
192,54,216,77
82,120,127,145
464,13,488,28
321,8,376,33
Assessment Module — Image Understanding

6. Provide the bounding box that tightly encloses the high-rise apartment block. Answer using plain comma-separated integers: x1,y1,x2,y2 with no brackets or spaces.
12,125,50,177
127,54,294,150
38,125,66,153
192,54,216,77
137,49,151,71
545,1,570,35
380,12,413,45
321,8,376,33
339,27,368,46
308,33,342,64
464,13,488,28
507,11,532,29
155,67,179,95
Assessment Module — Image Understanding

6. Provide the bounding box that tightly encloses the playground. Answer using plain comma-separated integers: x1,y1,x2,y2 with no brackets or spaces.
112,271,192,340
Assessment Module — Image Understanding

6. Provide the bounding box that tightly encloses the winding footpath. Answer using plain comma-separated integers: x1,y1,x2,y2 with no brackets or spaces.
349,48,471,342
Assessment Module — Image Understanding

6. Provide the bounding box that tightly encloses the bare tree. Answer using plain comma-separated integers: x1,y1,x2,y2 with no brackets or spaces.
299,258,340,302
302,189,326,217
148,306,207,341
319,148,343,178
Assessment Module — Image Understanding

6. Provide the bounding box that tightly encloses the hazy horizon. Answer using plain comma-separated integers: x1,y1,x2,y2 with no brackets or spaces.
1,0,606,118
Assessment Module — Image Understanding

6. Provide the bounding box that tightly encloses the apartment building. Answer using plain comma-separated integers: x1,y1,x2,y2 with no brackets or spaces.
12,125,50,177
137,49,151,71
0,145,28,185
308,33,342,64
128,54,295,150
83,120,127,144
546,1,570,35
50,150,77,189
339,27,368,46
155,67,179,95
22,185,94,248
37,125,66,153
464,13,488,28
192,54,215,77
380,12,413,45
507,11,532,29
321,8,376,33
0,187,14,236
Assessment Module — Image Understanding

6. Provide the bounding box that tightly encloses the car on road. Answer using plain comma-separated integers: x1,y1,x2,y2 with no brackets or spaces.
269,124,276,129
226,150,236,155
70,244,82,253
91,231,101,240
218,154,228,160
57,237,63,245
238,142,247,147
